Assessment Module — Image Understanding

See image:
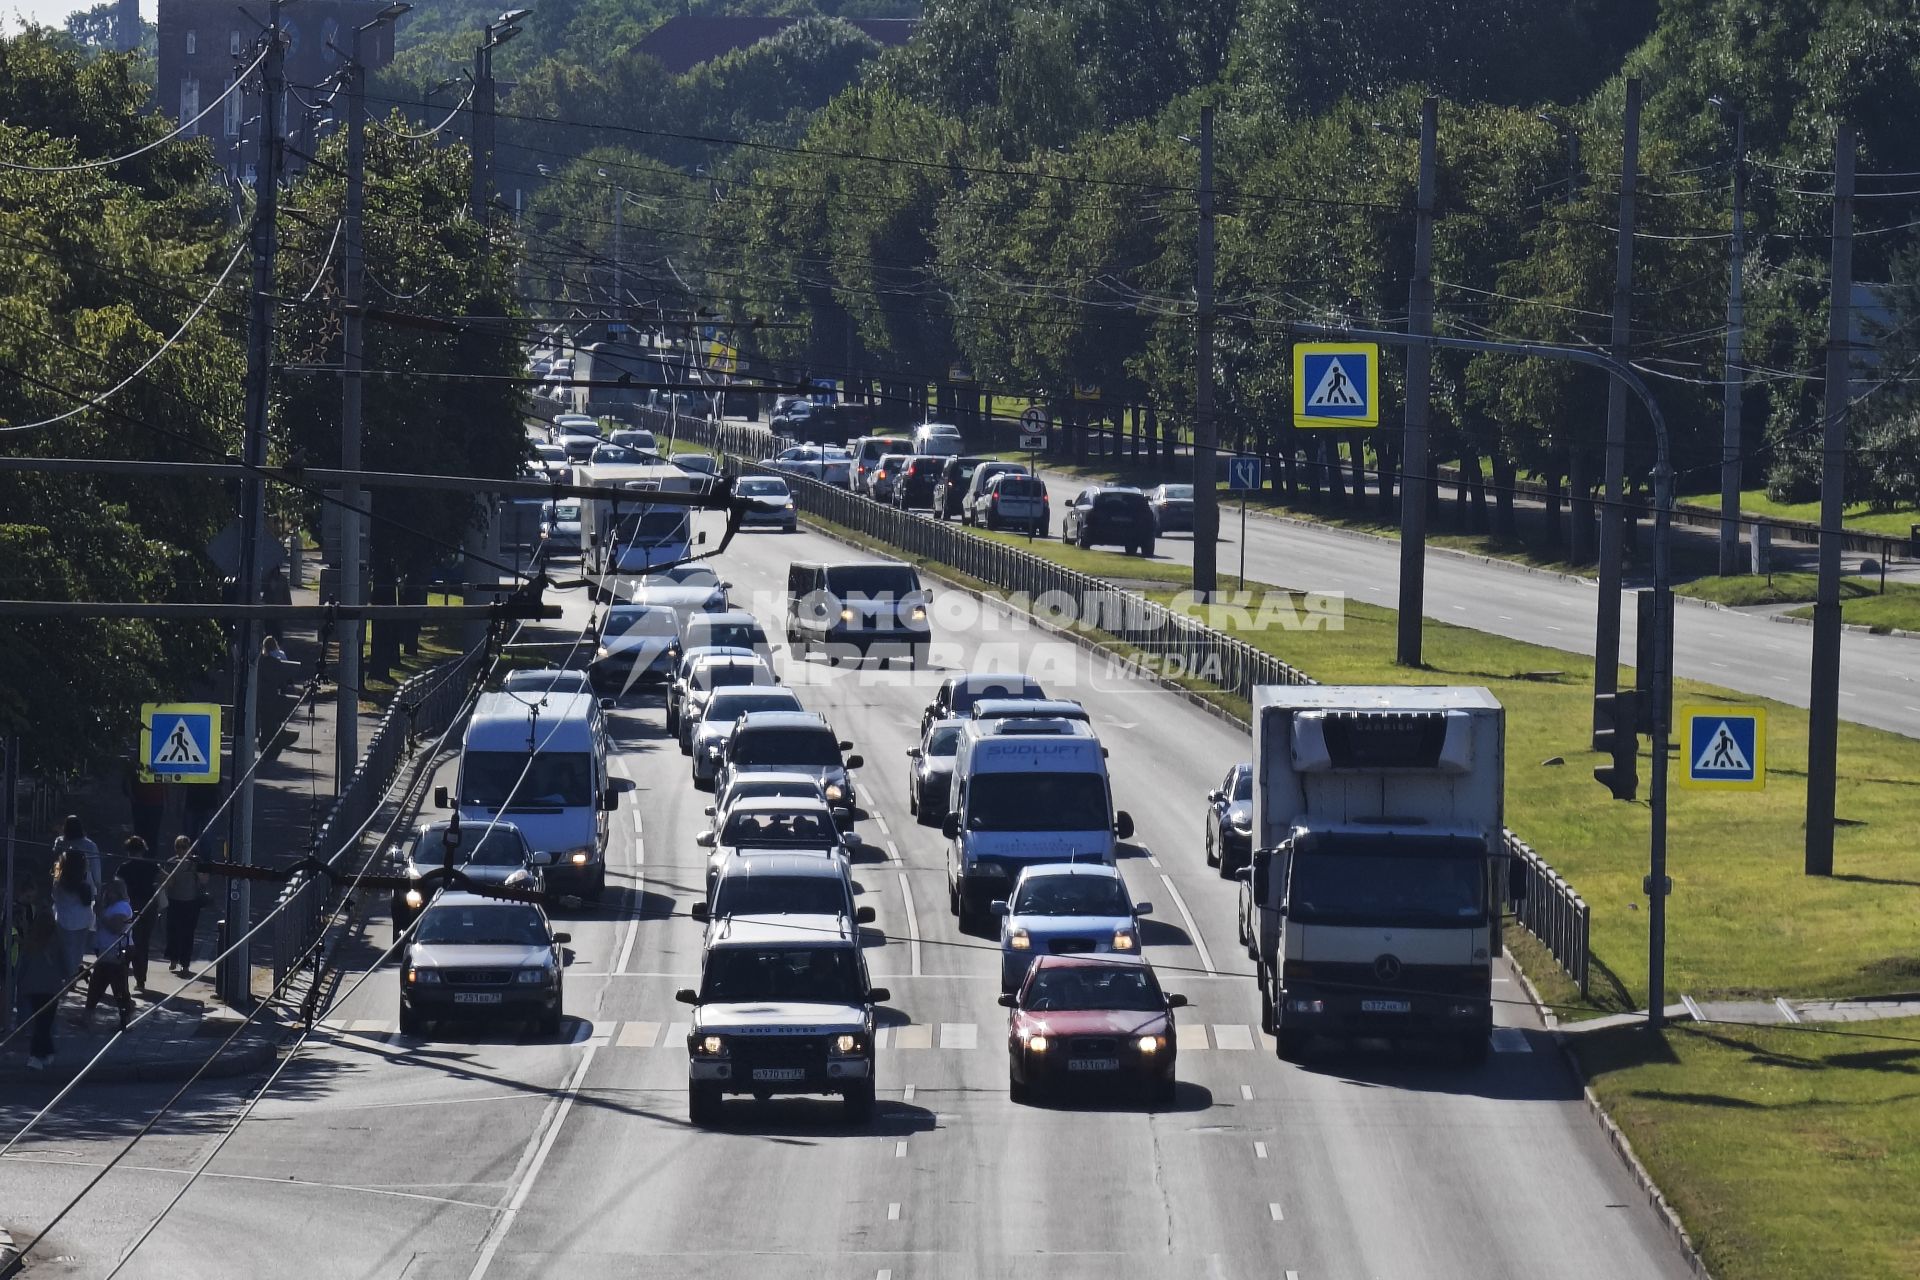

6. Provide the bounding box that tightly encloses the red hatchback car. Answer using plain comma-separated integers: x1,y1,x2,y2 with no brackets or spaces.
999,953,1186,1105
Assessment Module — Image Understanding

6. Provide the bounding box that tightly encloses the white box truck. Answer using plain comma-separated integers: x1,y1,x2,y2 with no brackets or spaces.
1244,686,1512,1064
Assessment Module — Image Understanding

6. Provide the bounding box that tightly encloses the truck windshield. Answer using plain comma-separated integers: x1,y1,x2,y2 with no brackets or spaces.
460,750,593,811
966,773,1108,832
1288,848,1486,926
712,876,847,918
700,946,865,1004
826,565,918,597
613,510,690,544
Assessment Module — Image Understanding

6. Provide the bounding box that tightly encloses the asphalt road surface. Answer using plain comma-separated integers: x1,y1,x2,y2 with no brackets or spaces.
0,513,1695,1279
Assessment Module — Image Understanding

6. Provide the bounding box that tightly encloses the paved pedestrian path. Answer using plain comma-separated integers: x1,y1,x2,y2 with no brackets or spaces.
1563,995,1920,1034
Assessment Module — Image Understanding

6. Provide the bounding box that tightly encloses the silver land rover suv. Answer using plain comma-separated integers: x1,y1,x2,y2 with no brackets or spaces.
677,914,888,1125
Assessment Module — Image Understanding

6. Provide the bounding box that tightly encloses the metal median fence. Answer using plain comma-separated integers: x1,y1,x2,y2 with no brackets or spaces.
270,647,484,983
686,416,1593,996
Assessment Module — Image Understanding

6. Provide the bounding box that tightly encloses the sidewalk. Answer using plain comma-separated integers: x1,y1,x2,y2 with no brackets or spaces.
1558,995,1920,1035
1,579,383,1087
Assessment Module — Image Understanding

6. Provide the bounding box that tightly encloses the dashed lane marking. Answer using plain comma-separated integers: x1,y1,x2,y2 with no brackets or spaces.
1254,1141,1268,1159
1158,873,1216,974
1269,1203,1284,1222
1240,1084,1254,1101
894,1140,908,1158
887,1203,901,1221
467,1044,598,1280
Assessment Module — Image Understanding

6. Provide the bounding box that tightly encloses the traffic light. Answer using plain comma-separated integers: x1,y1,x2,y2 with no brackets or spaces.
1592,690,1640,801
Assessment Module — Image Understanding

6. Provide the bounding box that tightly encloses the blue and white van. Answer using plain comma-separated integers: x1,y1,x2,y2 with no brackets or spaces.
942,718,1133,932
438,690,616,900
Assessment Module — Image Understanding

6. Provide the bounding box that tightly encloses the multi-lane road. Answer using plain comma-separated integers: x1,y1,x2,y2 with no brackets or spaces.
0,512,1694,1278
1026,466,1920,738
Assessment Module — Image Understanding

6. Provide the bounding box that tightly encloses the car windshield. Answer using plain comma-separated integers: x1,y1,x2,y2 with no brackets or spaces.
951,679,1041,713
1023,964,1162,1012
703,691,801,723
652,565,722,587
612,510,690,544
925,725,962,757
696,664,764,691
712,875,848,918
732,727,840,766
723,781,824,808
1013,875,1131,917
966,772,1108,832
534,445,566,462
605,607,678,637
612,432,656,450
594,444,652,464
721,809,838,846
410,826,526,869
460,750,593,811
1159,485,1194,500
701,945,864,1004
685,620,765,651
736,478,790,497
1289,848,1487,927
416,903,549,947
1233,769,1253,802
563,438,597,461
677,455,716,473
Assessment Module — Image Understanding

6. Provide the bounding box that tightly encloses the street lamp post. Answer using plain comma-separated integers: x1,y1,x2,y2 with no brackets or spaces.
1709,95,1748,576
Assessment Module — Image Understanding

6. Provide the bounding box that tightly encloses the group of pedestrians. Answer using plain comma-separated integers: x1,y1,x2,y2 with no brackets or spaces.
9,816,208,1071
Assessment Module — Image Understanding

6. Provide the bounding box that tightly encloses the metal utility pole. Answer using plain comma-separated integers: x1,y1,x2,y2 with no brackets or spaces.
1191,105,1219,599
1713,98,1749,575
2,736,17,1035
1396,96,1438,668
1807,122,1855,878
222,0,287,1006
467,11,527,222
597,168,624,330
1592,78,1641,742
337,3,410,795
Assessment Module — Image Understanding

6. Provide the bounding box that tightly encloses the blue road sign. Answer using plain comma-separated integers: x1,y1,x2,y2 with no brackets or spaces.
1292,342,1380,429
1228,455,1262,492
141,702,221,784
1680,705,1766,790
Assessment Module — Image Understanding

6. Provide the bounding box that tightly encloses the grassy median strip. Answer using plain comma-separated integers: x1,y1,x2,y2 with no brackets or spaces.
1677,488,1920,540
1677,573,1920,634
1573,1016,1920,1280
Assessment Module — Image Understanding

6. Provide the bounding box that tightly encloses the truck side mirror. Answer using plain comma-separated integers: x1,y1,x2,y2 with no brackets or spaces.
942,814,961,840
1114,811,1135,840
867,987,890,1005
989,900,1009,916
433,785,449,809
1508,856,1529,903
690,901,709,922
855,906,876,924
600,790,619,812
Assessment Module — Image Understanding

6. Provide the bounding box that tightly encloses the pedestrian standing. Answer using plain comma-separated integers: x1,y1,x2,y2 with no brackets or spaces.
162,836,205,974
16,899,65,1070
53,815,103,889
83,879,134,1031
51,849,95,980
128,767,168,855
117,836,160,993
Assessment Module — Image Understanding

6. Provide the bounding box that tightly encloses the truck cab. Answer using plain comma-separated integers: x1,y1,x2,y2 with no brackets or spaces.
1245,686,1510,1065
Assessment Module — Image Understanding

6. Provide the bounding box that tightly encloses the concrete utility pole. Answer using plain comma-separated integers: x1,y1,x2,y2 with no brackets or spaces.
1713,98,1749,575
1396,96,1438,668
468,11,527,222
1806,122,1855,878
1592,78,1641,743
337,3,410,795
222,0,287,1006
1191,105,1219,600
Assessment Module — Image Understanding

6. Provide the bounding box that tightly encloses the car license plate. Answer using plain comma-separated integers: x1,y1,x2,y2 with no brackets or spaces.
752,1067,806,1082
453,992,502,1005
1067,1058,1120,1072
1361,999,1411,1013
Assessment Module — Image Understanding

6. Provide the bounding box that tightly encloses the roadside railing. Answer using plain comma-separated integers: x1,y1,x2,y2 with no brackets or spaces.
270,647,484,983
687,415,1594,995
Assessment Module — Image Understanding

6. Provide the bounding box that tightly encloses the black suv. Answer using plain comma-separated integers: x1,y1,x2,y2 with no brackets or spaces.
892,456,943,511
1061,487,1156,556
932,456,990,519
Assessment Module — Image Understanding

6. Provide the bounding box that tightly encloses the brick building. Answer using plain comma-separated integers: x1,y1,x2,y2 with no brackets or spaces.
154,0,396,179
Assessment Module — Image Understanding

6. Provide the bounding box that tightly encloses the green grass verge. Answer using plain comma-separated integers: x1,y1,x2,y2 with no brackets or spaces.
1572,1017,1920,1280
1676,574,1920,633
1678,488,1920,539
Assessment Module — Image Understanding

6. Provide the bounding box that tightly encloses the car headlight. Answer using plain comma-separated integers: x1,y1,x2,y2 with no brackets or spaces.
405,966,440,985
1026,1034,1048,1052
824,783,845,802
697,1034,728,1057
516,967,552,984
1008,928,1031,951
833,1033,862,1055
839,607,855,622
1112,930,1137,951
404,888,423,909
703,741,724,757
783,499,795,509
910,605,926,621
1137,1034,1165,1054
1231,812,1252,831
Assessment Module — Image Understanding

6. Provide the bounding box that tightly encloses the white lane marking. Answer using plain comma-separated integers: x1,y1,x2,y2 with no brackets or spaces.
616,1021,659,1048
1158,873,1216,975
1775,997,1801,1024
886,840,901,866
1546,624,1564,632
1254,1141,1268,1159
1286,1271,1301,1280
902,1085,915,1103
1490,1028,1531,1054
897,871,923,977
1269,1202,1284,1222
894,1140,908,1158
612,831,644,981
892,1024,932,1049
887,1202,901,1221
1710,661,1729,669
877,1271,892,1280
467,1044,598,1280
1451,605,1466,611
875,814,891,837
1240,1084,1253,1101
1147,853,1162,868
939,1022,977,1050
1212,1023,1254,1051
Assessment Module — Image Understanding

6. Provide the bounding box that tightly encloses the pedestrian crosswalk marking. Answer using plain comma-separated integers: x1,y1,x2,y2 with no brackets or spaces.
315,1018,1273,1051
939,1022,976,1050
892,1023,933,1050
618,1021,659,1048
1211,1023,1255,1051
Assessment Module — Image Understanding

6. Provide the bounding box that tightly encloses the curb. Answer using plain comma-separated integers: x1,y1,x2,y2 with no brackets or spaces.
0,1026,278,1089
1505,961,1712,1277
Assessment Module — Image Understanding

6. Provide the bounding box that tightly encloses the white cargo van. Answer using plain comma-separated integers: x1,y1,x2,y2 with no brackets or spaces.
942,718,1133,931
437,690,616,900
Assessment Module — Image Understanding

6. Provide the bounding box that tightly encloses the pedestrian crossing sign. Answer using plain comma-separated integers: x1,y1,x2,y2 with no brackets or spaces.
140,702,221,784
1292,343,1379,429
1679,705,1765,790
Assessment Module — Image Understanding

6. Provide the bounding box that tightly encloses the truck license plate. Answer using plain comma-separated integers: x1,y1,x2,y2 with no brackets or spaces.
1361,999,1410,1013
752,1067,806,1082
454,992,502,1005
1068,1058,1120,1071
